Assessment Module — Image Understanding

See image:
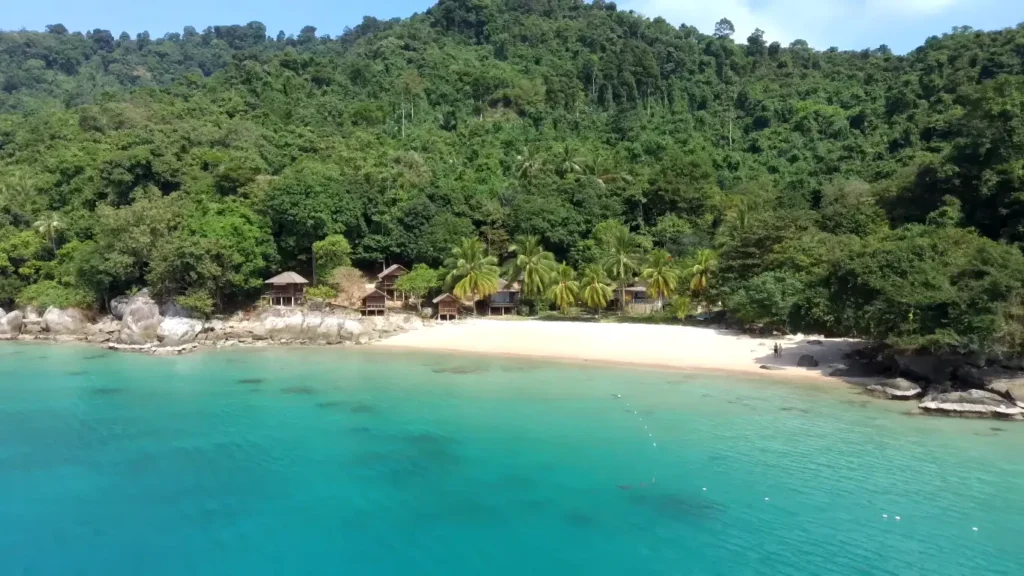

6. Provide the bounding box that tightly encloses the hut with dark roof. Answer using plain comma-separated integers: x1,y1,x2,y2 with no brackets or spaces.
263,271,309,307
376,264,409,301
361,288,388,316
484,279,520,316
433,293,460,321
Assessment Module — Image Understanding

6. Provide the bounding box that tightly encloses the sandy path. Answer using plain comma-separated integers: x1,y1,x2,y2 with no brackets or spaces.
375,319,867,382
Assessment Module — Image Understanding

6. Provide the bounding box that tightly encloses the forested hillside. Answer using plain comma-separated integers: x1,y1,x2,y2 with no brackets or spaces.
2,0,1024,353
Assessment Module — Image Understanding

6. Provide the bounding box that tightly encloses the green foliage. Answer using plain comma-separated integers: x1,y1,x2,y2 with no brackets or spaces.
394,263,442,301
504,235,556,299
305,285,338,301
176,290,215,319
1,10,1024,351
444,238,500,301
16,280,95,310
547,263,580,314
580,263,613,313
312,234,352,281
641,249,679,301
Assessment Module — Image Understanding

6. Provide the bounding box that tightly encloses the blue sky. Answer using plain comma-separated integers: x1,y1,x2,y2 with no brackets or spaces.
2,0,1022,53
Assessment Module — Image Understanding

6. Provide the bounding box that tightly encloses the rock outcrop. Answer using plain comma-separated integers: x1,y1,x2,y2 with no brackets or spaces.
119,290,163,345
987,376,1024,404
919,390,1024,419
0,310,23,336
866,378,923,400
109,295,131,320
42,307,89,335
797,354,819,368
894,354,959,385
157,317,204,346
160,301,191,318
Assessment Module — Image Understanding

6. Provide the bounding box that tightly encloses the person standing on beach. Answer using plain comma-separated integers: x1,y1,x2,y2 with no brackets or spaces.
773,343,779,357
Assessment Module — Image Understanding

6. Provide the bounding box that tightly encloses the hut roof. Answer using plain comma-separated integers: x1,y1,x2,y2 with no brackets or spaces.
496,279,521,292
432,293,459,304
362,288,387,299
265,271,309,285
377,264,409,278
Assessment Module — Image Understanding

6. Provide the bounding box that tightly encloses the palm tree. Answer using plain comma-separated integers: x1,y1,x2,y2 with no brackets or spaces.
547,263,580,314
641,249,679,305
503,235,556,299
444,238,501,302
717,197,756,245
685,248,717,302
556,143,584,178
600,225,641,311
580,263,614,316
581,153,633,188
34,213,62,252
514,147,542,183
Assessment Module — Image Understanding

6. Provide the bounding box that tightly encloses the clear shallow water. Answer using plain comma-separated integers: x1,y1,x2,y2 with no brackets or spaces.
1,343,1022,576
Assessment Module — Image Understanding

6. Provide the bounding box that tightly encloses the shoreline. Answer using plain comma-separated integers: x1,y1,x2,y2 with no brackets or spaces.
373,319,869,384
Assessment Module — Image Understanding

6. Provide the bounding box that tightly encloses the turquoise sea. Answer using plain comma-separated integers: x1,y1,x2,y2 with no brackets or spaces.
1,342,1022,576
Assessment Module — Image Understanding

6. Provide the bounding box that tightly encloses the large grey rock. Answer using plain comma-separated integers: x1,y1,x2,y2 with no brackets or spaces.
895,354,958,385
987,376,1024,404
109,295,131,320
955,365,987,389
160,301,191,318
867,378,923,400
22,306,41,322
797,354,819,368
919,390,1024,419
157,317,204,346
316,316,346,344
339,319,364,342
261,310,307,341
0,310,23,336
42,307,89,335
119,290,163,345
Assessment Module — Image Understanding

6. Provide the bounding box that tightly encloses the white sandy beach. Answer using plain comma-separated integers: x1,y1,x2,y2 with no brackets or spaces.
376,319,866,381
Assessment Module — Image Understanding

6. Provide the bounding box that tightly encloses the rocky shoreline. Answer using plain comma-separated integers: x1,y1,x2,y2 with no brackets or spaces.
839,348,1024,421
0,290,426,355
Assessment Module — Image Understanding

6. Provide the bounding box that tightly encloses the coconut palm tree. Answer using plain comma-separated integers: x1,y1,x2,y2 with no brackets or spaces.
34,213,62,252
580,263,614,316
600,225,641,311
444,238,501,302
685,248,717,301
581,153,633,188
547,263,580,314
503,235,556,300
556,143,584,178
717,197,756,245
514,147,542,183
641,249,679,305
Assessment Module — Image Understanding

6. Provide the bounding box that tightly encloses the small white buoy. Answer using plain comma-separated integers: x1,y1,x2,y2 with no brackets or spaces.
882,514,888,519
972,527,978,531
649,433,652,437
702,488,707,491
764,498,770,502
653,443,657,447
895,516,901,521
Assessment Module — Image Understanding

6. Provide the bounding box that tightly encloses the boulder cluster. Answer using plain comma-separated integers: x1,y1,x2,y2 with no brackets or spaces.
0,290,425,354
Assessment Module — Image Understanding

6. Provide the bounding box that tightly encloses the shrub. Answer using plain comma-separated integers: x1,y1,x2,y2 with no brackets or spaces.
306,285,337,301
329,266,371,308
176,290,214,319
16,281,95,310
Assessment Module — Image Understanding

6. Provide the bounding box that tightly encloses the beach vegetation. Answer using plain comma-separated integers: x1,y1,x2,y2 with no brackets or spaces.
503,235,556,300
394,264,443,310
580,264,614,315
444,238,500,302
1,10,1024,354
547,263,580,314
176,289,215,319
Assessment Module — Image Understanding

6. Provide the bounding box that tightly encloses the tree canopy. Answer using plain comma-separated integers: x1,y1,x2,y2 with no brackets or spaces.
2,4,1024,353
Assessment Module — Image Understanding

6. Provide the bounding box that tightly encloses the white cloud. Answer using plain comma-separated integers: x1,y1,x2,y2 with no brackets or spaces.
621,0,965,49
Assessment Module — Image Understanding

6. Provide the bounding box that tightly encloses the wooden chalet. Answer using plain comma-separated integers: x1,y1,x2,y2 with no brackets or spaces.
376,264,409,301
361,288,388,316
433,293,460,321
264,271,309,307
483,279,520,316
